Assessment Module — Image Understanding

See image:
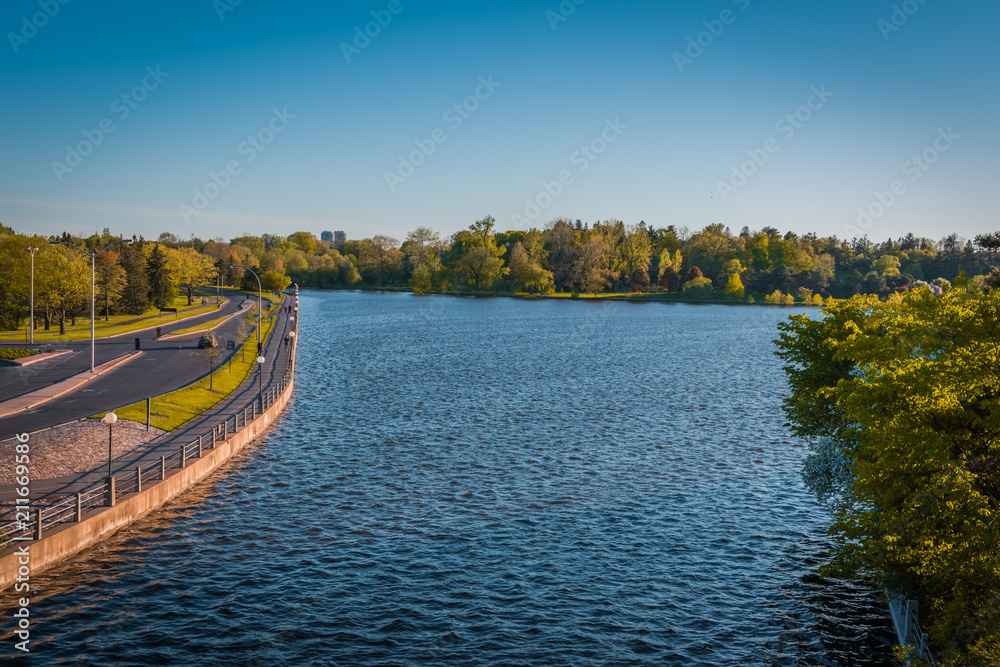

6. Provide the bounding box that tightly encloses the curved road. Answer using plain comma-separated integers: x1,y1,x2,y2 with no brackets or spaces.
0,289,297,499
0,289,279,439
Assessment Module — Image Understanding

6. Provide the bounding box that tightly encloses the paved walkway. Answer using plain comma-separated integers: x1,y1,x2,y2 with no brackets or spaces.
0,292,297,501
0,291,267,438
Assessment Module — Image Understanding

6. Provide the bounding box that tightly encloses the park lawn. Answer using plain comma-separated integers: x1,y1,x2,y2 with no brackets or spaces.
93,313,278,431
0,297,222,342
170,313,233,336
237,289,284,306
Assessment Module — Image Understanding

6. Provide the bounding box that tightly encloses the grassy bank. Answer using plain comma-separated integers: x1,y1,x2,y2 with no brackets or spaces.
93,307,279,431
306,285,828,307
0,293,222,342
170,313,233,336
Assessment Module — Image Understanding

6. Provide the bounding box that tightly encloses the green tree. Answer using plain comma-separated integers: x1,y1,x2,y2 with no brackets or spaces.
509,241,554,294
572,233,617,295
95,250,126,320
165,246,216,305
260,270,291,293
359,236,404,286
681,276,713,300
454,216,507,291
119,238,149,315
146,244,175,310
38,245,89,334
775,290,1000,665
724,272,745,300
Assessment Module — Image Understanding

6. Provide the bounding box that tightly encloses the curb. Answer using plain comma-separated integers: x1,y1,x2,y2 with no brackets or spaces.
0,351,143,419
0,349,74,367
0,299,229,345
157,305,251,341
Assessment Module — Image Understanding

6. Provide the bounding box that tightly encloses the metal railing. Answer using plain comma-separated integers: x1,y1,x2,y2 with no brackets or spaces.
0,339,295,548
887,593,935,664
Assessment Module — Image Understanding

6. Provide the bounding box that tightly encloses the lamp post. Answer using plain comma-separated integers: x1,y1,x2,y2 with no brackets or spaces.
103,412,117,479
26,246,38,344
256,355,265,410
230,264,261,349
50,237,134,373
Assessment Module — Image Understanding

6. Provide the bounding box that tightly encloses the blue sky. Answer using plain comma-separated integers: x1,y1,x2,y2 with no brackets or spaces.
1,0,997,244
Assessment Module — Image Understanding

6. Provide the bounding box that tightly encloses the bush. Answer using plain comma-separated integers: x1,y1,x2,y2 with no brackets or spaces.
765,290,795,305
0,348,42,360
682,277,714,301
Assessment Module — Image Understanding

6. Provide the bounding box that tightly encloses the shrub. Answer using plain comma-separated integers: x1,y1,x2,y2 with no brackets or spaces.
682,276,714,301
0,348,42,360
765,290,794,305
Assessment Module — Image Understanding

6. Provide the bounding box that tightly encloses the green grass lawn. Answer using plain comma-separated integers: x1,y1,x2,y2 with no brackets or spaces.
236,290,284,306
93,312,279,431
0,296,222,342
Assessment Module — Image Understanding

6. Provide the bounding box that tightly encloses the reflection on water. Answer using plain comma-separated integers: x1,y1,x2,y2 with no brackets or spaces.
1,293,895,665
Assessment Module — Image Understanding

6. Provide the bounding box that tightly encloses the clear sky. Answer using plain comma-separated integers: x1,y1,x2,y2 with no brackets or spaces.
1,0,997,244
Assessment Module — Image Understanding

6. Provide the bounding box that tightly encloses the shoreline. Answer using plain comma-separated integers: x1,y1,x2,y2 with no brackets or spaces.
295,285,826,307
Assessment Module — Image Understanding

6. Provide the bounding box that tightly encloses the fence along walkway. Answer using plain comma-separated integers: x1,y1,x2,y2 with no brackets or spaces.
0,291,299,549
0,361,292,545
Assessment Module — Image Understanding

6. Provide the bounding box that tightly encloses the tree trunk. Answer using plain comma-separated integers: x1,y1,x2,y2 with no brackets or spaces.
186,285,193,306
59,304,66,335
105,290,110,321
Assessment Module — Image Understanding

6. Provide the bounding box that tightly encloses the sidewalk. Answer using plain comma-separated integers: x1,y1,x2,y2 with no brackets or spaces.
0,292,295,499
0,351,143,419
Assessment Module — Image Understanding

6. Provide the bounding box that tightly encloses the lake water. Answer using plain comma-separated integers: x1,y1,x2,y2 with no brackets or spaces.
1,292,895,665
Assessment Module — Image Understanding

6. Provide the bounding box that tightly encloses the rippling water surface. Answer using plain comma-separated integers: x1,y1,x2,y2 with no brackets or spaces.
1,292,895,665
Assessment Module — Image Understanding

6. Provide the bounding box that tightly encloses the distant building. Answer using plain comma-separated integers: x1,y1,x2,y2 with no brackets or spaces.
333,231,346,247
320,231,334,248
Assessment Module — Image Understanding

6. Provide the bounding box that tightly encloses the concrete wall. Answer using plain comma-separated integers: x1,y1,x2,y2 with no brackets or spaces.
0,368,294,592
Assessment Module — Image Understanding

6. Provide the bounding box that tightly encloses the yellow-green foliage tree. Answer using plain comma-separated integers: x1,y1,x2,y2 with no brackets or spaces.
775,288,1000,666
724,272,744,300
681,276,713,301
765,290,794,305
453,216,507,291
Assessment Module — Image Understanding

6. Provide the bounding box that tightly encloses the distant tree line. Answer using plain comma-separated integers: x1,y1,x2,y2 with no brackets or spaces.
2,220,997,332
0,226,289,333
182,218,999,302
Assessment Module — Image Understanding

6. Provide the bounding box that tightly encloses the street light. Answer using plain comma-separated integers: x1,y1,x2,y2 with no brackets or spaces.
256,355,265,409
26,247,38,344
102,412,117,479
230,264,262,350
50,237,134,373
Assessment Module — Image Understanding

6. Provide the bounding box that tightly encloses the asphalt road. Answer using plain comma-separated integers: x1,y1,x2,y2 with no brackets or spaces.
0,295,297,499
0,289,281,440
